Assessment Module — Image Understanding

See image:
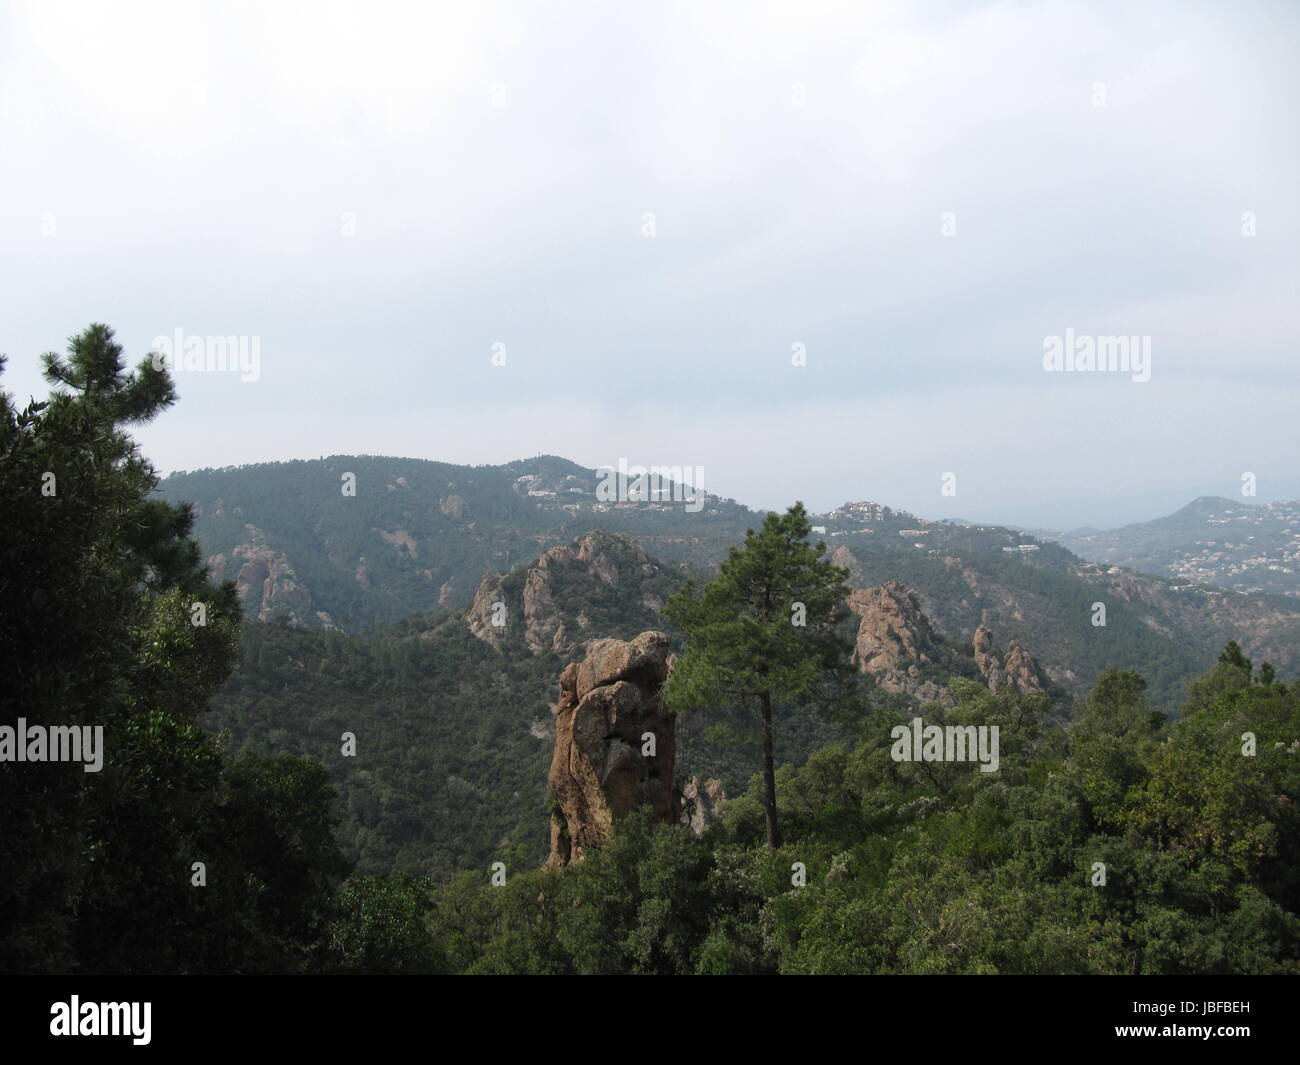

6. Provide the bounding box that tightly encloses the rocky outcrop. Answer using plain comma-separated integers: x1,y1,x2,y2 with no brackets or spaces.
466,573,508,648
206,552,228,582
845,581,1050,704
216,525,312,624
522,568,560,653
973,622,1045,694
373,527,418,557
847,581,946,700
681,776,726,835
1003,641,1045,694
848,581,938,674
973,624,1003,690
467,531,667,656
548,631,679,866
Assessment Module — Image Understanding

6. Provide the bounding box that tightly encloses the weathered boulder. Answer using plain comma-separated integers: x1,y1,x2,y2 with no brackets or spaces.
548,631,678,866
572,631,670,701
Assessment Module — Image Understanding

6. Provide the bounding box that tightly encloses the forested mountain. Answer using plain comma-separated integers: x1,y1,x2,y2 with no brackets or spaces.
154,455,753,628
8,331,1300,977
160,456,1300,711
159,455,1300,891
207,530,854,877
825,528,1300,711
1049,496,1300,599
204,516,1297,883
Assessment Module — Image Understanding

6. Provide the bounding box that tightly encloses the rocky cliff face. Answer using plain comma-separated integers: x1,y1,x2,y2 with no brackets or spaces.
972,623,1002,689
548,631,680,866
973,622,1045,694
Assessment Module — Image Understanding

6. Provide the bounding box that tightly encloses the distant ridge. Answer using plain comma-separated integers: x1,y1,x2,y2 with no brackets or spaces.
1052,495,1300,600
157,455,1300,711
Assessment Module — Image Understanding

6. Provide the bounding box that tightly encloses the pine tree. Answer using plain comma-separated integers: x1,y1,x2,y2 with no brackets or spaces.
663,502,859,848
1,324,348,973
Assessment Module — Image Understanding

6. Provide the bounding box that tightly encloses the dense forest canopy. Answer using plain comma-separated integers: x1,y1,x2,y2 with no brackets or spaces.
3,326,1298,975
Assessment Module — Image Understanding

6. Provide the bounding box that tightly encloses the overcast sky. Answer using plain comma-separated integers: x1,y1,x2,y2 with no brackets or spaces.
2,0,1297,529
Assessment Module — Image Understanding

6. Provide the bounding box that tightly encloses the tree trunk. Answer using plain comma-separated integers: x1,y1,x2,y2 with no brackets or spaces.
759,690,781,848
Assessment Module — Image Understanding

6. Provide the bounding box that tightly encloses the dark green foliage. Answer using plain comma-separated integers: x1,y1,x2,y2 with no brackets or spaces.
665,502,865,846
9,325,1300,976
0,326,347,974
154,455,757,627
210,618,559,877
322,875,444,974
153,458,1300,715
422,649,1300,975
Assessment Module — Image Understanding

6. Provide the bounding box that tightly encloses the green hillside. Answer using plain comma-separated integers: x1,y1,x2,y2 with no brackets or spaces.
161,456,1300,713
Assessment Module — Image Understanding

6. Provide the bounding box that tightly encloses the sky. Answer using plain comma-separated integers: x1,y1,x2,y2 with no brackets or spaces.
1,0,1297,530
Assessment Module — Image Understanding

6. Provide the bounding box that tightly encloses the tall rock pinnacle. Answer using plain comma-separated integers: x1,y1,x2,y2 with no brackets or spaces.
547,631,680,866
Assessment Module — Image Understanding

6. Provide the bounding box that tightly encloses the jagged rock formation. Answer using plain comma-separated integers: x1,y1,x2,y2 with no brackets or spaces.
466,573,508,647
681,776,726,835
548,631,679,866
466,531,669,656
522,567,562,653
846,582,1049,703
973,622,1045,694
848,581,938,673
972,624,1002,689
847,581,947,701
209,524,313,624
1003,642,1042,692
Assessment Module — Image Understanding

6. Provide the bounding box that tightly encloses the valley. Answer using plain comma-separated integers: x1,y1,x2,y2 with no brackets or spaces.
170,455,1300,880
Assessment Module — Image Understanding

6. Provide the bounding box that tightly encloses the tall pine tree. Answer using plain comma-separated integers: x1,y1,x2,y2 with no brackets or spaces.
663,502,860,847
